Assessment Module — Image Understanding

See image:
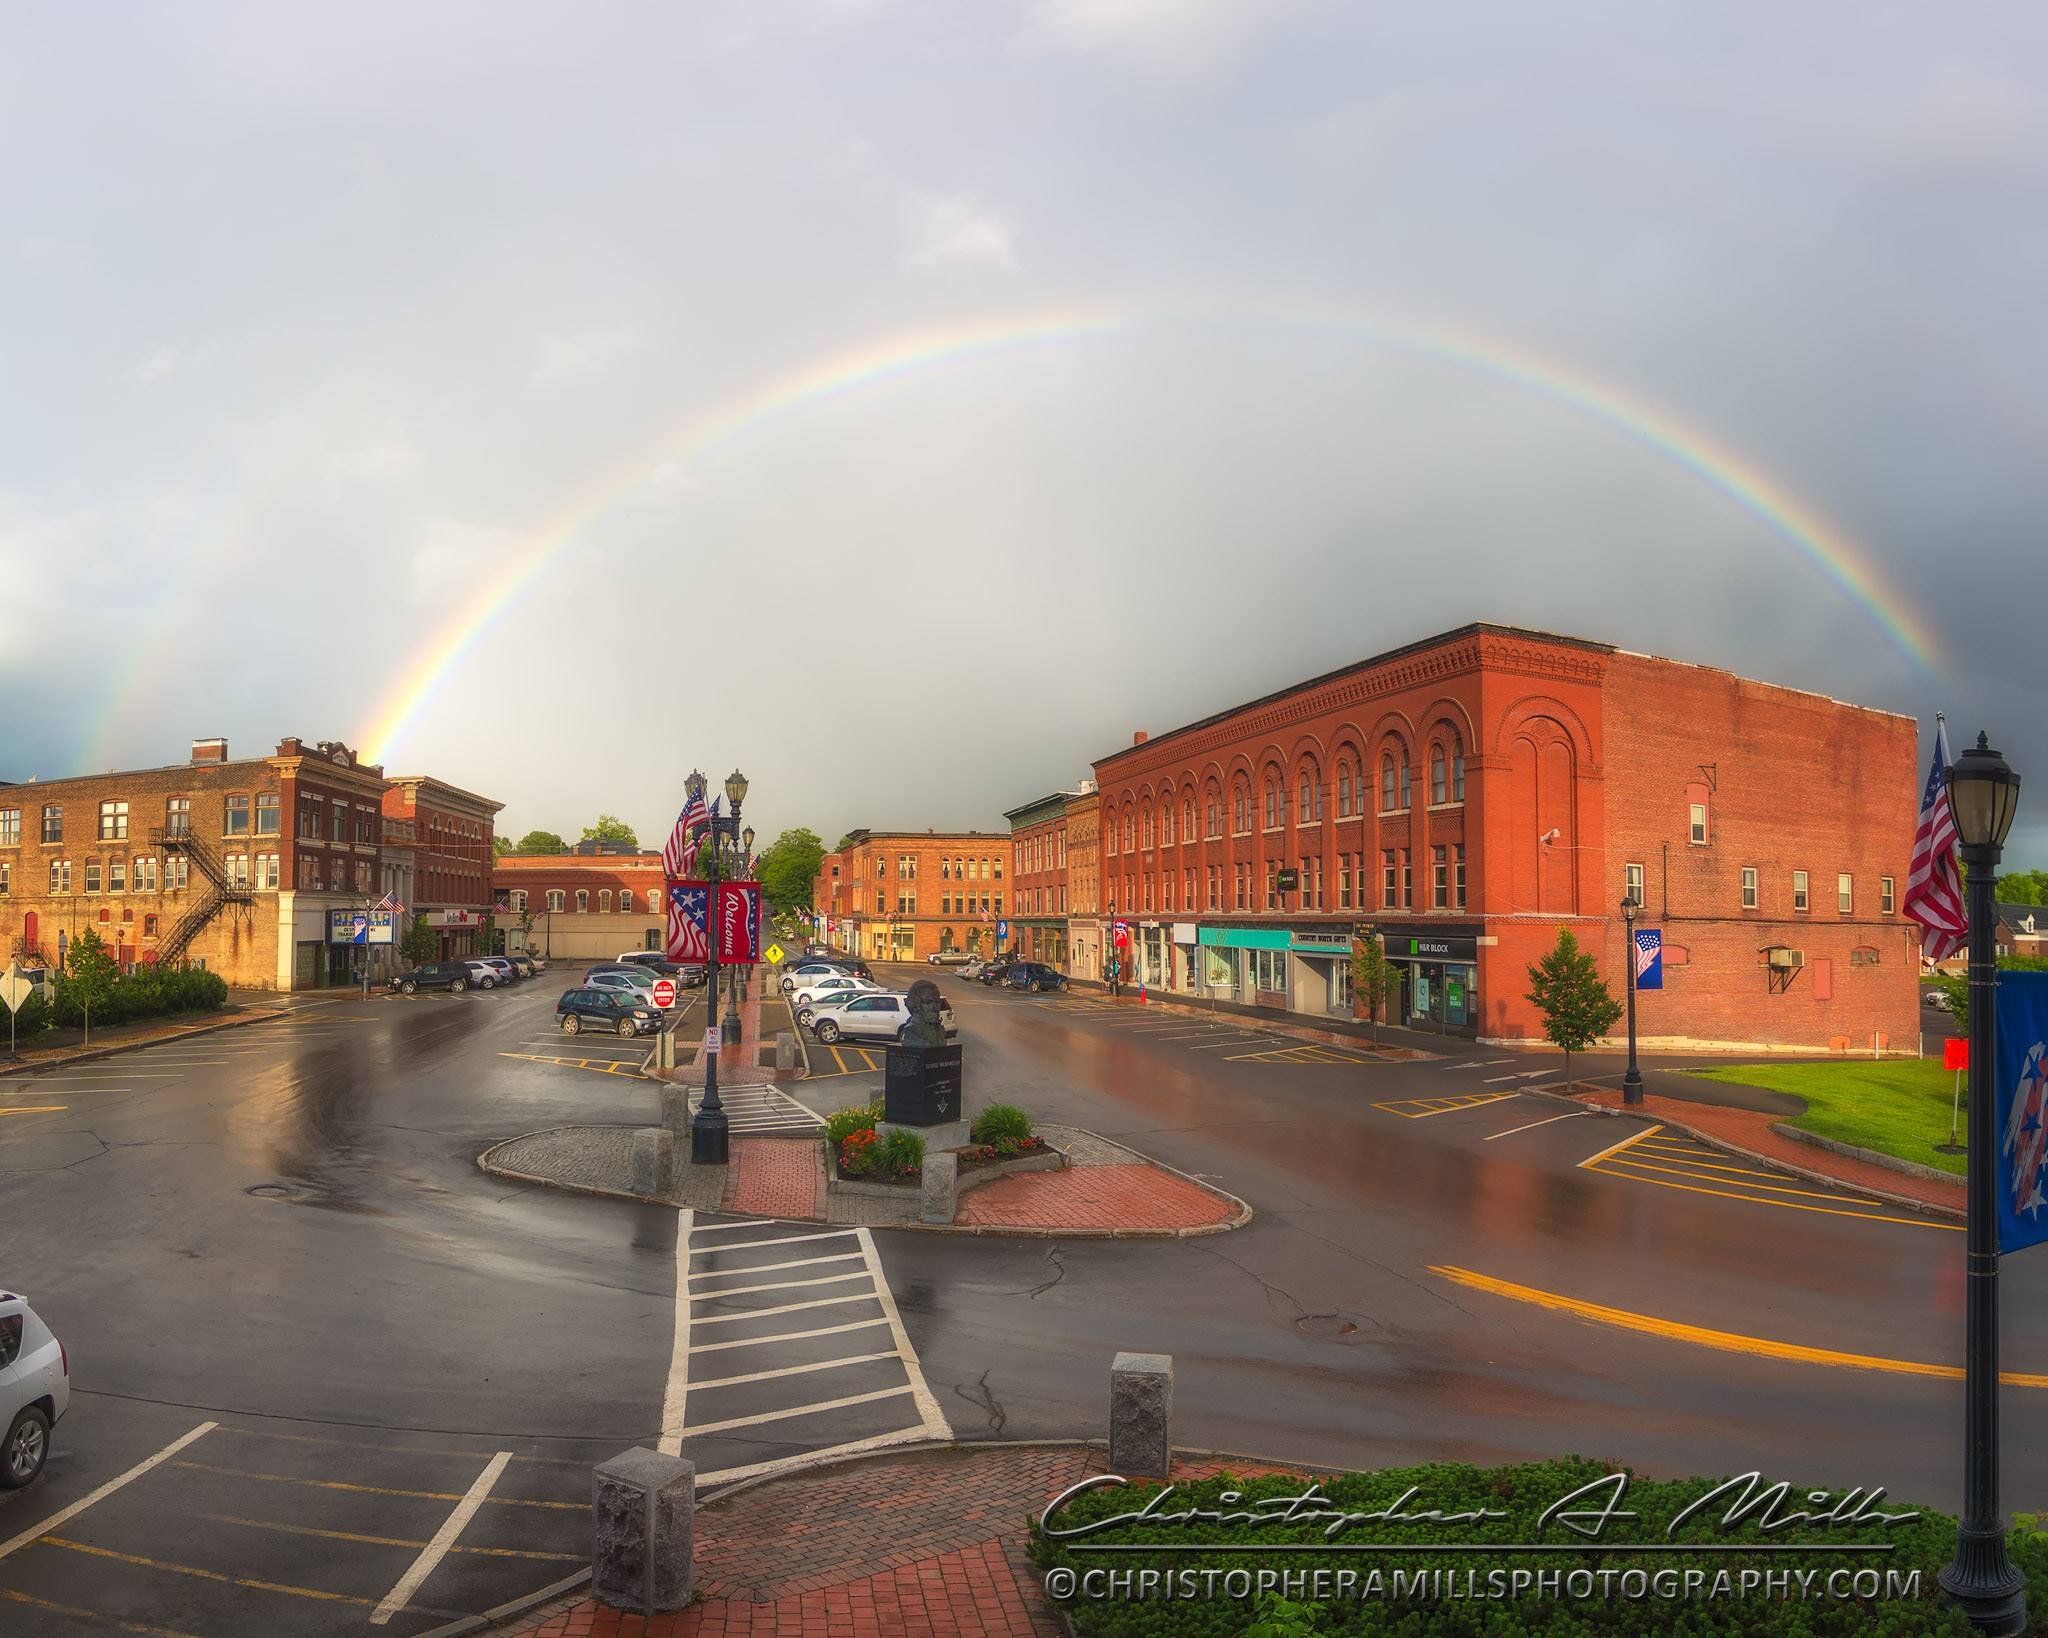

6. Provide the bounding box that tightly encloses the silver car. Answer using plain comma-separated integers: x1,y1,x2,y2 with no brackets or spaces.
810,992,958,1044
2,1291,70,1489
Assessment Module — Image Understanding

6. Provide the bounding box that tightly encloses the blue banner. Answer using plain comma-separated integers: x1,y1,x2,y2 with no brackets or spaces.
1996,972,2048,1256
1632,928,1663,992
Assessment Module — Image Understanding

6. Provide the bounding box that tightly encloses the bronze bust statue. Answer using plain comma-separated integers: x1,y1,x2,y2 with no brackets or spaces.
901,978,949,1049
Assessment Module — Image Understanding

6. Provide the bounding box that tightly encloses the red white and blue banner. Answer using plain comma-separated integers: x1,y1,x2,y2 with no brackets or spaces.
666,883,709,963
662,790,711,880
1997,971,2048,1255
717,880,763,963
667,879,762,963
1905,716,1967,961
1632,928,1662,991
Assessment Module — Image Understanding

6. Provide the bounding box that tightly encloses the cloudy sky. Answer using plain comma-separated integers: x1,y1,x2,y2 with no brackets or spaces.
3,1,2044,863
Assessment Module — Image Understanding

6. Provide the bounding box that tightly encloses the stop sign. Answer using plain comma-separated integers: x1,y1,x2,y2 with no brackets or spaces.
652,978,677,1009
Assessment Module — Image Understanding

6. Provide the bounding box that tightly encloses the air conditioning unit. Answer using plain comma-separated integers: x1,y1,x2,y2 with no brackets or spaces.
1766,947,1804,970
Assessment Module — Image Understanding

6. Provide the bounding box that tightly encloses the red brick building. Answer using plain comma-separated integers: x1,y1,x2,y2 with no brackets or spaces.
1004,792,1074,966
382,777,503,961
492,852,665,961
1088,623,1919,1050
813,831,1009,962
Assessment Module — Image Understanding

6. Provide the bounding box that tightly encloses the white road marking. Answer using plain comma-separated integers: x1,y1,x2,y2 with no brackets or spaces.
854,1227,950,1438
690,1219,780,1234
691,1230,855,1253
694,1425,932,1488
1483,1109,1596,1142
689,1351,899,1393
0,1422,217,1561
1183,1036,1272,1050
657,1209,695,1456
689,1253,864,1283
679,1385,914,1438
1483,1070,1554,1084
1579,1122,1665,1170
691,1271,871,1300
690,1292,880,1326
688,1317,889,1354
368,1450,511,1624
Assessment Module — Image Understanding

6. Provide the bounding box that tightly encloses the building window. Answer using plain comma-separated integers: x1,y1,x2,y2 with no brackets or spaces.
1452,744,1466,802
599,890,613,912
547,890,565,912
331,804,349,843
50,860,71,893
1338,854,1353,909
135,855,158,892
1382,850,1397,909
1624,862,1645,905
84,862,101,894
167,855,187,891
1741,867,1758,910
575,890,589,911
1380,757,1396,813
1,859,12,893
356,811,374,844
1881,875,1896,915
1792,870,1809,912
109,858,127,892
1838,873,1853,914
1401,849,1412,908
619,889,635,913
1432,845,1449,909
225,854,249,889
225,795,250,836
1336,763,1352,817
256,854,279,890
163,797,189,836
1454,843,1467,908
98,800,128,841
1263,779,1279,830
1430,746,1447,805
0,807,16,847
305,856,324,891
1689,802,1708,845
255,793,280,835
41,805,62,844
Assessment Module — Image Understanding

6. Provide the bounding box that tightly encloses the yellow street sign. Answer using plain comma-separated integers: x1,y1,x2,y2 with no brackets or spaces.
765,942,785,965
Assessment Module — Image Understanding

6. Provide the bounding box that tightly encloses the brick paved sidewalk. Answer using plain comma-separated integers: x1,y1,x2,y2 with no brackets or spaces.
503,1444,1296,1638
723,1136,826,1217
1570,1086,1964,1216
957,1162,1239,1231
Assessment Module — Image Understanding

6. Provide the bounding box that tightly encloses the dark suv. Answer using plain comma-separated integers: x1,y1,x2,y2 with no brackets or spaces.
557,987,660,1036
390,961,476,995
994,962,1065,992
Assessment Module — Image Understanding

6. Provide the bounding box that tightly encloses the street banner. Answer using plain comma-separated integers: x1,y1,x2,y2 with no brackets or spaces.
716,880,762,963
1995,972,2048,1255
667,884,709,963
1632,928,1663,991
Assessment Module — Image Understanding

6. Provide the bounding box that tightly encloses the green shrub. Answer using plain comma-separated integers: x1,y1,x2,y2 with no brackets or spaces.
873,1127,924,1178
1033,1457,2024,1635
971,1103,1033,1145
47,960,227,1030
7,991,50,1042
824,1100,883,1144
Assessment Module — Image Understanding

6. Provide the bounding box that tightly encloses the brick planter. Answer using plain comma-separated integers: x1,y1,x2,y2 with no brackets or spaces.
957,1147,1065,1194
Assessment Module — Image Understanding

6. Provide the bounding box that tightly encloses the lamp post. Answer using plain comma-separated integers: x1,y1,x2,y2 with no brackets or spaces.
686,766,747,1168
1939,732,2025,1635
1620,893,1644,1107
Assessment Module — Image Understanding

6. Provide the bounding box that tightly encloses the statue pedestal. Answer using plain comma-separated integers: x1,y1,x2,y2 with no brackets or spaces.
884,1043,962,1128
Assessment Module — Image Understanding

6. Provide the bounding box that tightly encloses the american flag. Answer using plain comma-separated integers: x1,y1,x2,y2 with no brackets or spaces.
1905,715,1967,961
684,796,721,876
667,884,709,962
1633,929,1660,982
662,788,710,879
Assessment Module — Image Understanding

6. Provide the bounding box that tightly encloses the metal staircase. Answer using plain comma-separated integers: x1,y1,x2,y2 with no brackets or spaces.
150,826,255,965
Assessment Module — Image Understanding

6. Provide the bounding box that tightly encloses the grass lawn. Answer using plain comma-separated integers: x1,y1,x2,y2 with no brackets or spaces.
1690,1058,1967,1175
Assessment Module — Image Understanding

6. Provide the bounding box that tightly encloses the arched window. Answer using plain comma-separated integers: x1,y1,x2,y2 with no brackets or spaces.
619,889,635,914
575,890,589,912
1430,745,1447,805
1183,793,1195,836
599,890,614,912
1297,771,1310,820
1264,777,1279,829
547,890,564,912
1380,756,1397,812
1452,741,1466,801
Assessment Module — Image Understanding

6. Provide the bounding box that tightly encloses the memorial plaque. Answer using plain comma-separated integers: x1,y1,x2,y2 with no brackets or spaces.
884,1044,963,1126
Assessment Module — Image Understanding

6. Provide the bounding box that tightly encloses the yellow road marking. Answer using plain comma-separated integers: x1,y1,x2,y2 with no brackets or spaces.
1373,1091,1518,1119
41,1537,382,1607
1432,1264,2041,1383
198,1513,581,1561
498,1051,641,1076
170,1459,581,1509
1597,1152,1884,1201
212,1422,590,1469
1585,1161,1956,1231
1577,1122,1664,1169
0,1105,67,1116
2,1586,201,1637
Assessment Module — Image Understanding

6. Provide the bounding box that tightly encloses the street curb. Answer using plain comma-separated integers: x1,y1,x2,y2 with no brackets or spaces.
415,1569,592,1638
1012,982,1444,1062
0,1005,291,1076
476,1128,721,1210
1768,1122,1968,1196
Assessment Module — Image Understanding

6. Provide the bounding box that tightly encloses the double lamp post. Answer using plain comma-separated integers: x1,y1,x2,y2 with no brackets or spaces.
687,767,752,1168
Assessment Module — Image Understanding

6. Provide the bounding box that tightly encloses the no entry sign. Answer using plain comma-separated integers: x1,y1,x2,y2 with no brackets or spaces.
652,978,677,1009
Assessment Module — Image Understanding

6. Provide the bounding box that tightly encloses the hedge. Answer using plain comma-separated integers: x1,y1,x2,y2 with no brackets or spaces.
1031,1457,2046,1634
51,966,229,1029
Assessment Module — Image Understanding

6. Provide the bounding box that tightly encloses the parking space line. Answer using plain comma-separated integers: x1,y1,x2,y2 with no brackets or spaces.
196,1514,580,1561
1597,1154,1882,1203
689,1316,890,1354
2,1586,202,1637
690,1350,900,1392
0,1420,217,1562
691,1292,881,1327
1577,1122,1665,1169
1484,1109,1595,1142
168,1461,581,1509
0,1105,67,1116
370,1450,513,1624
39,1538,388,1610
693,1425,935,1489
1618,1144,1847,1184
1373,1091,1520,1119
680,1385,915,1438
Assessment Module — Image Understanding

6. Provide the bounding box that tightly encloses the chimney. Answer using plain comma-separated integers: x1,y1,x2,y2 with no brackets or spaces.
1132,730,1148,746
192,737,228,765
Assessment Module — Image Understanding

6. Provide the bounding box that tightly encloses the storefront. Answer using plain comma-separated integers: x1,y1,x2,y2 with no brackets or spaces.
1288,933,1355,1017
1373,927,1480,1036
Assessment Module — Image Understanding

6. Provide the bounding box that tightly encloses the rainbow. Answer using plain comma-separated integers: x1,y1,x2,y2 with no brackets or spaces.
352,302,1938,763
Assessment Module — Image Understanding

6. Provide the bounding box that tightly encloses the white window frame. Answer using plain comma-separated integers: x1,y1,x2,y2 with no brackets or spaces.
1740,867,1758,910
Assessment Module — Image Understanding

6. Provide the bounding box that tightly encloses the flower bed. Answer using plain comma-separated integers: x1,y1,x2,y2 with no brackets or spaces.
957,1134,1051,1174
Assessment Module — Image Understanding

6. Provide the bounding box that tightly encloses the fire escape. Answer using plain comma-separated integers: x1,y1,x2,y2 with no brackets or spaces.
151,825,256,965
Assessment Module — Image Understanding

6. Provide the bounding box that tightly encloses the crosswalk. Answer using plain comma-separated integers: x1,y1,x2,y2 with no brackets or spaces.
691,1084,824,1135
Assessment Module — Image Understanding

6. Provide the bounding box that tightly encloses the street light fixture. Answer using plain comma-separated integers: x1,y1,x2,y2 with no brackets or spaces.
1620,893,1644,1107
686,769,731,1166
1939,732,2025,1636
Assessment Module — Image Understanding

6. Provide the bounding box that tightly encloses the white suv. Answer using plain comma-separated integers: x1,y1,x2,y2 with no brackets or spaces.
1,1292,69,1489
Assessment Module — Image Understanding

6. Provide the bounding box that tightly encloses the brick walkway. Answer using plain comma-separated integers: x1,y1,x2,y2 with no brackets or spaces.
507,1444,1296,1638
722,1136,826,1217
1572,1087,1964,1214
956,1162,1237,1230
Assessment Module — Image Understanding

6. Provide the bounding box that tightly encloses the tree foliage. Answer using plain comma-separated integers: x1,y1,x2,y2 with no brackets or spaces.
834,833,858,853
1525,927,1623,1076
1997,869,2048,906
62,927,120,1016
513,829,567,855
1348,936,1399,1043
757,827,826,917
1936,955,2048,1036
400,914,440,965
581,815,638,847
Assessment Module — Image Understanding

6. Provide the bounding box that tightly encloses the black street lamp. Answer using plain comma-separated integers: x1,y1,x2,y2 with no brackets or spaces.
686,767,744,1168
1939,732,2025,1635
1620,893,1644,1107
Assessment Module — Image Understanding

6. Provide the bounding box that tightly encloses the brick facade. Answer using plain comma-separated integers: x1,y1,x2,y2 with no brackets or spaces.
1084,624,1919,1050
492,852,666,962
1004,792,1073,967
383,777,503,961
1064,788,1102,980
816,831,1010,962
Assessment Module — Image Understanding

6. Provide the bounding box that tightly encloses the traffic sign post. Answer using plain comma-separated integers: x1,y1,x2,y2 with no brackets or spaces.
703,1027,721,1055
0,962,30,1058
652,978,677,1009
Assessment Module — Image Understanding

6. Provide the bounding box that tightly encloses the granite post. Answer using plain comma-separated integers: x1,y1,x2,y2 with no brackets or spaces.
919,1150,958,1225
1109,1351,1173,1479
592,1447,695,1614
630,1127,673,1197
660,1086,692,1145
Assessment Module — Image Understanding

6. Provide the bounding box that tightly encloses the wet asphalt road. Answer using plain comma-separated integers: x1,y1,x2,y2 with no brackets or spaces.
0,963,2040,1631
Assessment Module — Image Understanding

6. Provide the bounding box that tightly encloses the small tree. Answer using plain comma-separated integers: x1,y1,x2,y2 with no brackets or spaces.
1349,936,1399,1046
582,815,638,848
1525,928,1623,1080
400,914,440,965
514,829,566,855
61,927,120,1044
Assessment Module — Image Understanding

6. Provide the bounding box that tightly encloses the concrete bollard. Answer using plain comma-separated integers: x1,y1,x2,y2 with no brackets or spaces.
661,1086,692,1144
1109,1352,1173,1479
774,1031,796,1071
592,1447,695,1614
919,1150,959,1225
630,1127,673,1197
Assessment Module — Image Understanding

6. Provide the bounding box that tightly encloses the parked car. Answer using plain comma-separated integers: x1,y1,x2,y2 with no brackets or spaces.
790,975,884,1009
1,1290,69,1490
795,989,877,1029
390,960,476,994
977,961,1018,986
958,958,988,979
557,987,661,1036
463,959,509,990
780,960,856,993
504,954,537,979
616,954,704,986
478,956,520,986
927,949,976,966
584,968,658,1001
1002,962,1066,993
1924,989,1954,1012
810,992,958,1044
